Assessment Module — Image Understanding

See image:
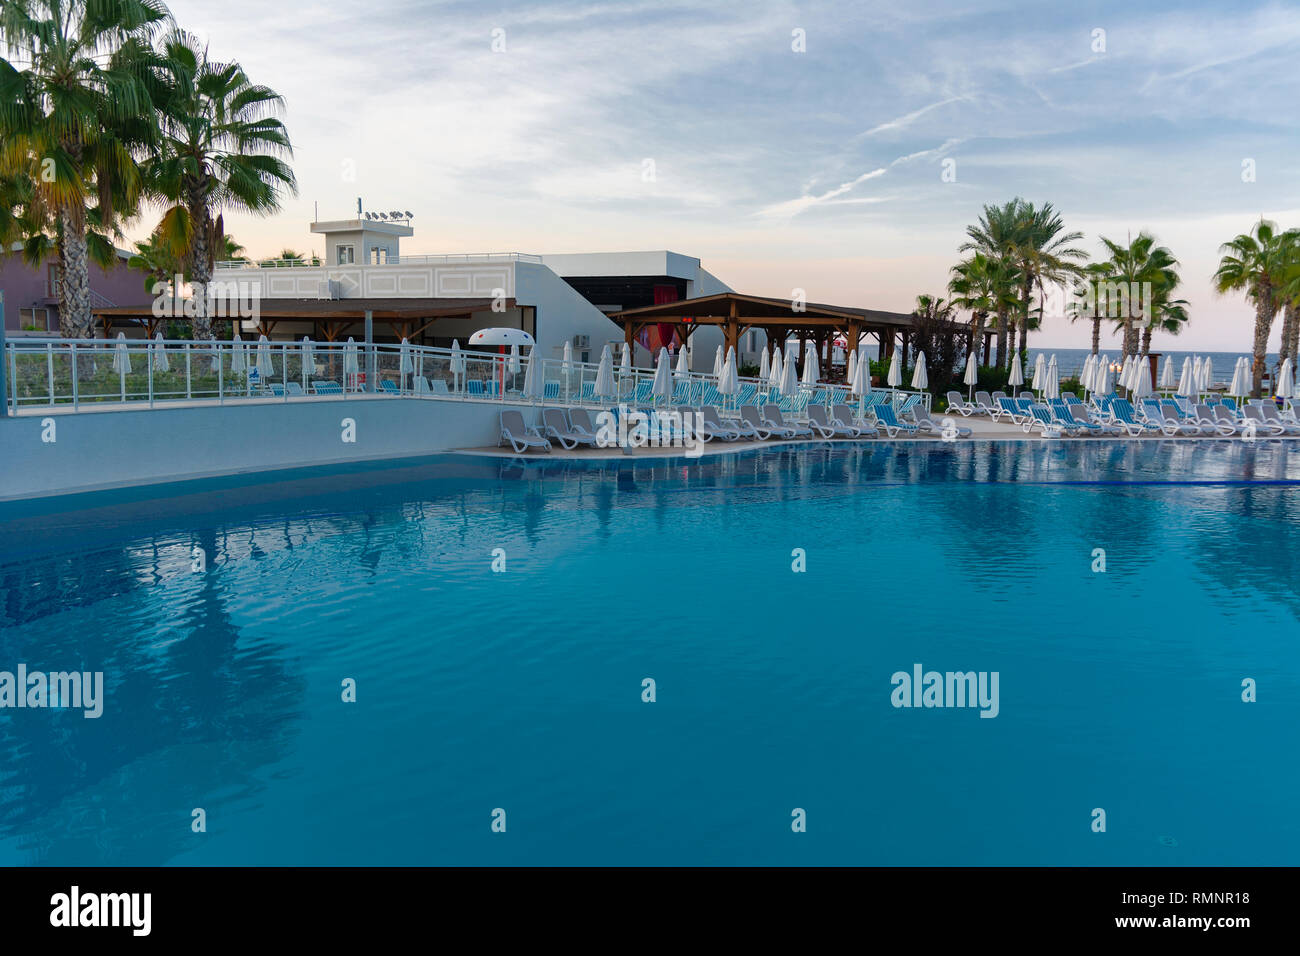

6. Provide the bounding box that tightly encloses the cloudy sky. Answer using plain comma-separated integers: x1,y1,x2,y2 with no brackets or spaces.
160,0,1300,350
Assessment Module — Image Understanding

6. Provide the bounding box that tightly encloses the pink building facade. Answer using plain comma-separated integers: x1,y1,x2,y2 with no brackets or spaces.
1,248,156,335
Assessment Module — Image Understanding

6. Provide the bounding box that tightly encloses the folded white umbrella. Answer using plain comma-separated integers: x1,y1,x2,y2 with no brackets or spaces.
1159,356,1174,389
1131,356,1153,399
851,350,872,395
1201,357,1214,392
712,345,724,379
886,350,902,388
1229,357,1249,397
1044,354,1059,400
769,347,784,388
151,331,169,372
561,341,573,378
593,344,616,398
450,339,465,376
1080,353,1096,392
230,334,246,374
1008,353,1024,388
1119,354,1133,390
1277,357,1295,400
1177,357,1195,396
1094,359,1113,397
651,346,673,403
760,348,771,381
112,332,131,374
1031,353,1046,392
342,337,358,375
522,351,545,400
963,351,978,399
720,346,740,396
802,345,820,386
400,337,414,375
845,349,856,386
256,334,274,380
910,351,928,391
620,342,632,376
674,346,690,380
780,349,800,397
1192,356,1203,394
301,337,314,387
508,343,521,375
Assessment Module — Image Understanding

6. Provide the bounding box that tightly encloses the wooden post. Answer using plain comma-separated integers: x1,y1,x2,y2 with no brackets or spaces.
725,300,739,359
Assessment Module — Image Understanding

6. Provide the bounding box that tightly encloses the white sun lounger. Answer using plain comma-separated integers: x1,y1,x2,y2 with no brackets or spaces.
499,410,552,453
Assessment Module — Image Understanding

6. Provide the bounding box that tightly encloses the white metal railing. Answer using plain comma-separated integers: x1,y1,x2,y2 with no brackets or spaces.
2,337,931,418
214,252,543,270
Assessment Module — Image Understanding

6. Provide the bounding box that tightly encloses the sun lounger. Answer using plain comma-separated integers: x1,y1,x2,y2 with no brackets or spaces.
567,407,605,445
832,404,879,438
541,407,598,449
871,402,918,437
694,405,741,441
312,380,342,394
1110,398,1162,436
1256,403,1300,435
286,381,304,396
1025,403,1068,437
1159,401,1207,435
972,390,996,415
1242,405,1289,435
1211,405,1248,434
910,405,971,437
1193,403,1236,436
740,405,775,440
946,391,978,416
1049,399,1104,435
499,410,551,452
430,379,451,395
807,404,859,438
763,403,813,438
993,395,1023,423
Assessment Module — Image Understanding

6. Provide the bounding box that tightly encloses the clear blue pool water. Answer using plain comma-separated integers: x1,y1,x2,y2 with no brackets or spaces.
1,440,1298,866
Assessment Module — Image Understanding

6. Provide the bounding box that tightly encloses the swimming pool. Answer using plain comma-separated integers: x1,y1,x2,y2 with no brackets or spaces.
1,440,1297,865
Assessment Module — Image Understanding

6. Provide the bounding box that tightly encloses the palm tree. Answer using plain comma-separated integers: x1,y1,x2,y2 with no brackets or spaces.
1213,219,1298,398
1087,232,1181,357
147,30,296,339
1010,202,1088,361
1273,233,1300,372
0,0,169,337
1068,262,1106,355
126,232,183,294
959,199,1027,367
948,252,1019,365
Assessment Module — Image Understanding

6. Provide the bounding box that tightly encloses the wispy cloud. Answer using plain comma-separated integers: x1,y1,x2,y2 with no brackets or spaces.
856,96,969,138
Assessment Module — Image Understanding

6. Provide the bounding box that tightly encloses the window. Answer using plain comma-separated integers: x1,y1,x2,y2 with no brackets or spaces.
370,247,389,265
19,307,50,330
336,244,355,265
47,263,61,297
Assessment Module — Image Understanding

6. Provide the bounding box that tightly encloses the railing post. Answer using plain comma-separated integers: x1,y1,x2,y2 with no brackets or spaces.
217,346,224,405
71,343,78,410
46,341,54,405
147,340,155,407
282,343,288,401
364,310,375,394
185,343,191,400
0,293,7,417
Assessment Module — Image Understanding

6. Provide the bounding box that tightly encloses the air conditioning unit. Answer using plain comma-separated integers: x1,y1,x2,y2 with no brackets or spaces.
573,334,590,348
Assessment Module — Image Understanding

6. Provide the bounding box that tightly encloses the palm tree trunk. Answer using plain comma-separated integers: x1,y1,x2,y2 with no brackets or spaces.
1140,325,1152,354
1251,294,1276,399
58,204,94,339
971,311,987,364
187,182,214,341
1288,302,1300,366
1015,315,1027,363
1091,317,1101,354
1278,304,1294,366
994,310,1007,367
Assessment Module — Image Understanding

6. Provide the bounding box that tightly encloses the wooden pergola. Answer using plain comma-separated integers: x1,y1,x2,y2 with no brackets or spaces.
610,292,982,378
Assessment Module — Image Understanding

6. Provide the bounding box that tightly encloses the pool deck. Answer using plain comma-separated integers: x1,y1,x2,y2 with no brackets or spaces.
459,413,1299,459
